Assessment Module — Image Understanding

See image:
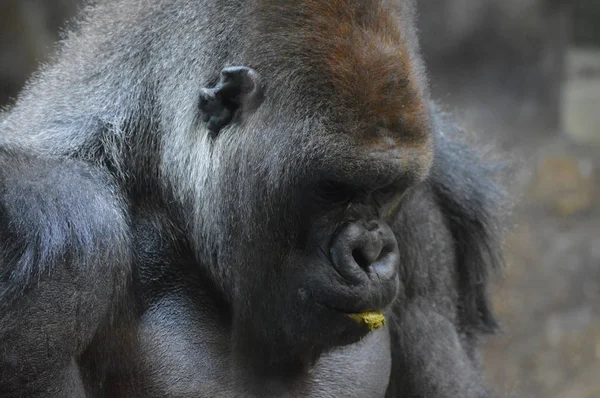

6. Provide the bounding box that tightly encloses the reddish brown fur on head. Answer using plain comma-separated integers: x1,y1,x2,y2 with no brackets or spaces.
306,1,429,144
247,0,432,154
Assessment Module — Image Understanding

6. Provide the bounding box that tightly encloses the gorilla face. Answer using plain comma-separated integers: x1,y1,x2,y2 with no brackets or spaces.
183,88,433,363
163,0,434,363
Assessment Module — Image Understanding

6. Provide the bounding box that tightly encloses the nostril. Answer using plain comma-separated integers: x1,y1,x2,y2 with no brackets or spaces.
352,248,369,269
330,221,399,284
351,245,382,270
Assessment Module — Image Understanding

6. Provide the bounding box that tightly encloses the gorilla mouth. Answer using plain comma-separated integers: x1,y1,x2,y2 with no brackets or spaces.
301,304,384,346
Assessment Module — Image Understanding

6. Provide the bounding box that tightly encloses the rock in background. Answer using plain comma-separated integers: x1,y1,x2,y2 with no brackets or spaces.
573,0,600,46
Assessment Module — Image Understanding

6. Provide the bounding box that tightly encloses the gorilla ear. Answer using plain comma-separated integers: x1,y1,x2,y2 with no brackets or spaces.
198,66,264,136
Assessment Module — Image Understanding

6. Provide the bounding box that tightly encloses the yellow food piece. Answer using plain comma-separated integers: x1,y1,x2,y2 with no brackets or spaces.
347,311,386,331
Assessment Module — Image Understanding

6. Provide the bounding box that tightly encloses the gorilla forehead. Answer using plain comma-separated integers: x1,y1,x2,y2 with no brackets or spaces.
244,0,431,144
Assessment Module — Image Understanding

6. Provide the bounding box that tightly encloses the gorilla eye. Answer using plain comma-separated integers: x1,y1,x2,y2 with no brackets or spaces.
313,181,358,205
374,183,400,201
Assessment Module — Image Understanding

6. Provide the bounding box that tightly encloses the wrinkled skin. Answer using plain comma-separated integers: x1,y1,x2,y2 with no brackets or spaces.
0,1,509,397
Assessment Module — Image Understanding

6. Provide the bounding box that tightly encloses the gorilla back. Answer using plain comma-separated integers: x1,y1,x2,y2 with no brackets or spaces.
0,1,509,397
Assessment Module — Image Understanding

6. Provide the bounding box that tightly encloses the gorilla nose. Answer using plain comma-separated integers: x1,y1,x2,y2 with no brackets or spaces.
329,221,399,285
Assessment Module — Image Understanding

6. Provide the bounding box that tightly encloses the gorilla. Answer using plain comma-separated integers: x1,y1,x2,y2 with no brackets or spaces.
0,1,509,397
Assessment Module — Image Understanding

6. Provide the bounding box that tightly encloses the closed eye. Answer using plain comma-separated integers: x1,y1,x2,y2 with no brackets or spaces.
312,180,358,206
374,184,399,199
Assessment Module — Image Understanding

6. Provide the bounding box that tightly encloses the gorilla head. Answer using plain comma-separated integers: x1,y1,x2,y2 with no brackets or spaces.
159,0,434,364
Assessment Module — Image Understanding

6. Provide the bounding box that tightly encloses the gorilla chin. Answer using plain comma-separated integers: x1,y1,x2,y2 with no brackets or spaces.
237,272,400,368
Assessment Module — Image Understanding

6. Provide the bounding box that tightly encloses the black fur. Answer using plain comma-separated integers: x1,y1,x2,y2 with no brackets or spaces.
0,1,510,397
386,111,509,397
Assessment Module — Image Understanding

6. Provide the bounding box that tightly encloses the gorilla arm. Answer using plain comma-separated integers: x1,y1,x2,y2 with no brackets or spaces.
0,147,131,397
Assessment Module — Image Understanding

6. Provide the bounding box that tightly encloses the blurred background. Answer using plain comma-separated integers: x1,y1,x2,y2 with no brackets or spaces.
0,1,598,396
